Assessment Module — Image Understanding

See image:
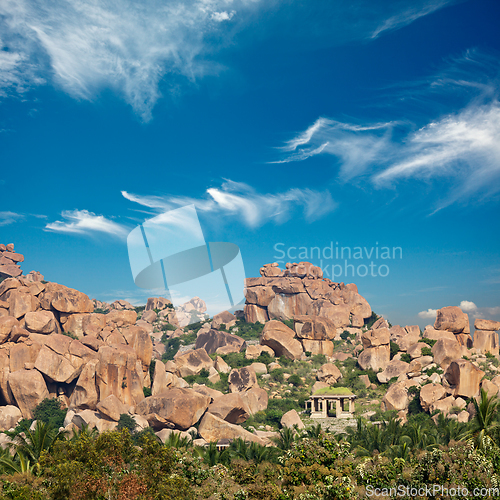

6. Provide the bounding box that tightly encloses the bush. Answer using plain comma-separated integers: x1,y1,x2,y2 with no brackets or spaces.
231,319,264,341
288,374,302,387
117,413,138,434
270,369,284,383
221,352,252,369
421,346,433,357
311,354,327,367
278,356,293,368
422,337,437,348
162,323,177,331
400,353,412,363
364,311,380,329
389,341,399,359
143,387,152,397
340,330,350,340
33,398,67,429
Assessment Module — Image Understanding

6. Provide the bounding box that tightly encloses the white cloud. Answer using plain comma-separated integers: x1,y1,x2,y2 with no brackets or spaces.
418,308,437,318
123,179,336,228
0,0,259,120
459,300,477,312
45,209,128,238
0,211,24,226
371,0,455,39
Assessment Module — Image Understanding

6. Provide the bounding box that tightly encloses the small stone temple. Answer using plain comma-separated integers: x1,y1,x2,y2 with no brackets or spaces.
305,388,356,419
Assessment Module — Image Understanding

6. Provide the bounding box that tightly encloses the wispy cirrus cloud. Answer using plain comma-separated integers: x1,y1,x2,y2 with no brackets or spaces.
370,0,456,39
0,0,260,120
273,51,500,210
0,211,24,226
45,209,128,238
123,180,336,228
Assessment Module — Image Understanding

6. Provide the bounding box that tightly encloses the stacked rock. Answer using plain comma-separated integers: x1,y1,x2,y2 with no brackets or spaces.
0,243,24,279
433,306,472,348
473,319,500,356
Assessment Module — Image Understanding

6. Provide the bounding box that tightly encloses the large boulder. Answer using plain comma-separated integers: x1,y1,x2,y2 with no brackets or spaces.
267,292,312,321
430,396,456,416
423,326,456,342
294,316,336,340
174,348,213,377
361,328,390,348
212,310,236,329
281,409,304,429
195,329,246,355
261,320,303,360
69,359,99,410
381,381,408,411
208,393,251,424
420,383,447,412
244,286,275,307
391,325,420,351
434,306,469,334
431,339,463,370
24,311,57,334
229,366,258,393
0,405,22,431
51,286,94,314
358,345,390,372
316,363,342,384
245,345,274,360
136,388,210,430
95,345,145,407
243,304,269,323
8,289,37,319
377,359,410,384
198,412,265,444
34,345,79,383
96,394,129,422
444,360,485,398
8,369,49,418
473,330,499,356
474,319,500,331
120,325,153,370
0,316,19,343
300,339,333,357
241,387,268,414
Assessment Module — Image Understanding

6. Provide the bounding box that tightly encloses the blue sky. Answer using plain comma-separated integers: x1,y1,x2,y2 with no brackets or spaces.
1,0,499,329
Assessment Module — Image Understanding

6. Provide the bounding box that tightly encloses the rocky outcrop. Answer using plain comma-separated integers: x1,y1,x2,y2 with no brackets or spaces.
358,345,390,372
431,338,463,370
381,381,408,411
244,262,372,328
316,363,342,384
281,409,304,429
473,318,500,356
0,244,24,279
420,384,447,412
208,393,250,424
377,359,410,384
174,348,213,377
228,366,258,393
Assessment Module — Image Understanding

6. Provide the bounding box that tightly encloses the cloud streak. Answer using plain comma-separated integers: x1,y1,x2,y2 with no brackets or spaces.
45,209,128,238
0,0,260,120
122,180,336,228
0,211,24,226
273,52,500,209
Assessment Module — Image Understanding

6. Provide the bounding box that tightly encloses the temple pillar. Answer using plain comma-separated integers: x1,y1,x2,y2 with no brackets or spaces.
335,399,342,418
349,398,354,414
321,399,327,417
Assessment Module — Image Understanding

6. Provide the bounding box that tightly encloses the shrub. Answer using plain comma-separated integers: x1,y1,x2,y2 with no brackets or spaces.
340,331,350,340
421,346,433,357
426,366,443,377
282,319,294,330
162,323,177,331
221,352,252,369
232,319,264,341
364,311,380,329
256,351,273,365
422,337,437,348
161,337,182,361
62,331,78,340
288,374,302,387
400,353,412,363
311,354,327,367
117,413,138,434
270,369,284,383
143,387,152,397
389,341,399,359
278,355,293,367
33,398,67,429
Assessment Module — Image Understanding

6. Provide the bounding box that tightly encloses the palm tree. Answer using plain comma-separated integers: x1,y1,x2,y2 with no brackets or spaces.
302,423,322,440
468,388,500,450
272,426,298,450
7,420,65,472
202,442,232,467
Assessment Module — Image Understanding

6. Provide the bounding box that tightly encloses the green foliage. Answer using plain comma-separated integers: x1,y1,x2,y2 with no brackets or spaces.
270,368,284,383
389,341,399,359
117,413,137,434
161,337,182,361
134,305,145,313
221,351,252,369
364,311,380,329
422,337,437,347
33,398,67,429
340,330,350,340
278,355,293,367
143,387,152,397
421,346,433,357
61,331,78,340
161,322,177,331
281,319,294,330
93,307,110,314
207,372,229,393
400,353,412,363
288,374,302,387
181,331,197,345
426,365,443,377
311,354,327,367
231,319,264,340
149,358,156,382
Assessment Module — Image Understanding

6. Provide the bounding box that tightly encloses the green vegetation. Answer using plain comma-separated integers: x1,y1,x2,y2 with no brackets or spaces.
93,307,110,314
400,353,412,363
364,311,380,329
422,337,437,347
228,319,264,341
61,331,78,340
389,340,399,359
421,346,433,357
314,387,353,396
33,399,67,429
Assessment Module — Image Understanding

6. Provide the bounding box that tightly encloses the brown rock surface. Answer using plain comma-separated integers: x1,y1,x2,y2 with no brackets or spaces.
0,405,22,431
24,311,57,334
281,409,305,429
8,369,49,418
96,394,129,421
431,338,462,370
445,360,485,398
195,329,246,355
420,383,447,412
377,359,410,384
381,381,408,411
229,366,258,393
241,387,268,414
358,344,390,372
208,393,251,424
175,348,213,377
135,388,210,430
261,320,303,360
70,359,99,410
300,339,334,357
474,319,500,331
473,330,499,356
51,286,94,314
316,363,342,384
434,306,469,334
361,328,390,348
243,304,269,323
198,412,265,444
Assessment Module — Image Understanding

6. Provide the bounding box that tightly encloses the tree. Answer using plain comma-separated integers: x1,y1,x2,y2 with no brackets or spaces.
469,388,500,450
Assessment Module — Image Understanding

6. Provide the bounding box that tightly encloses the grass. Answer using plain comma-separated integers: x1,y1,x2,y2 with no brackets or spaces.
313,387,354,396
